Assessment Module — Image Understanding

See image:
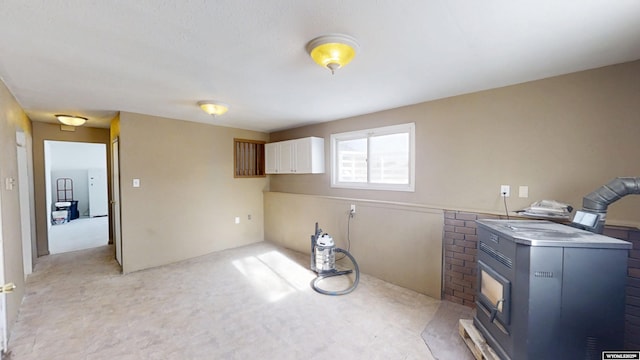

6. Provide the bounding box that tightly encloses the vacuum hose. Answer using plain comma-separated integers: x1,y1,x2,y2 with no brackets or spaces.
311,248,360,296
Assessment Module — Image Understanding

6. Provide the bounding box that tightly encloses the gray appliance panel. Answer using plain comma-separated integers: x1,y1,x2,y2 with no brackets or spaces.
476,219,632,248
475,219,629,359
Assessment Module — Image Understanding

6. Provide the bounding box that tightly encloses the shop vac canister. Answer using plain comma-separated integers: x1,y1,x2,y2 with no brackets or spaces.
314,233,335,274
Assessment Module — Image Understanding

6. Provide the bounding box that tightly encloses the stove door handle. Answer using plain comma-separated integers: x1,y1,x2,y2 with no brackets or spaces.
489,299,505,323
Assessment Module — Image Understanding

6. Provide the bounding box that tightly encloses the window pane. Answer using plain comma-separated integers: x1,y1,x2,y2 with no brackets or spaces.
337,138,367,182
331,122,414,192
369,133,409,184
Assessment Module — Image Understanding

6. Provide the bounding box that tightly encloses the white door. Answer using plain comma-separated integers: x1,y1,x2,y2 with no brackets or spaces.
88,169,108,217
111,139,122,266
16,135,32,278
0,166,8,353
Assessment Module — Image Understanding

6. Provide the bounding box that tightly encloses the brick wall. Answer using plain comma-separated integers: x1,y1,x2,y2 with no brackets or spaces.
441,210,640,349
602,226,640,350
442,211,505,307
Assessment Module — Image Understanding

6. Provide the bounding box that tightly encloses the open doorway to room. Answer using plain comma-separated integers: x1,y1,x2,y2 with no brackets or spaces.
44,140,109,254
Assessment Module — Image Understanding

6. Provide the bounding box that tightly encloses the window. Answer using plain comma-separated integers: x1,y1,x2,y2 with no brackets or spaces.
331,123,415,191
234,138,266,178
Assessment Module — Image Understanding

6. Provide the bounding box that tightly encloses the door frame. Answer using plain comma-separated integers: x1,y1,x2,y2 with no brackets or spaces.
111,138,122,267
16,132,32,278
0,156,8,353
44,140,109,253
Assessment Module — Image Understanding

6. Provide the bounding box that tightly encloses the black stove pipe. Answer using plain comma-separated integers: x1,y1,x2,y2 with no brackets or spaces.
582,177,640,233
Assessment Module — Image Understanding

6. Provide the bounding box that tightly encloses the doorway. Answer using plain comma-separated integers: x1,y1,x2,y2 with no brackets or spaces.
44,141,109,254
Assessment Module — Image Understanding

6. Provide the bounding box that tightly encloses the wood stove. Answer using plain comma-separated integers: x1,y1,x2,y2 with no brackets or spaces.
475,220,631,359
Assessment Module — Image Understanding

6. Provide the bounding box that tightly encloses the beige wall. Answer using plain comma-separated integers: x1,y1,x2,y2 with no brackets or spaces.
32,122,112,256
266,60,640,297
270,60,640,227
0,79,32,333
118,112,269,273
264,192,443,297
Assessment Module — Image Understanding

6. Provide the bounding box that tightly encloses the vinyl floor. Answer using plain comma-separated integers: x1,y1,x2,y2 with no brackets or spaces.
6,242,457,359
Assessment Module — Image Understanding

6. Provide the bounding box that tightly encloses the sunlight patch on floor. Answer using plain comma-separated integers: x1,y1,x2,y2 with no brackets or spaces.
232,250,315,302
256,250,315,290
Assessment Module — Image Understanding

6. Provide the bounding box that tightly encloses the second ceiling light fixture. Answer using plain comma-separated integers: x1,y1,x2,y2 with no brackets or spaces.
198,101,229,117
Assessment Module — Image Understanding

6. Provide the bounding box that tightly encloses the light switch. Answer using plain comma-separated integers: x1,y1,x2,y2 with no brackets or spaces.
133,179,140,188
235,217,240,224
5,177,15,191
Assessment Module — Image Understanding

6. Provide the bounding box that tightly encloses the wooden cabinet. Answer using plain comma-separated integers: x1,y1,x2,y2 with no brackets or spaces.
265,137,324,174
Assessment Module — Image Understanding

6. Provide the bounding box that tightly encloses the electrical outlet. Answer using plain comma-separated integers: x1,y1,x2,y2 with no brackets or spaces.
500,185,510,197
350,204,356,215
235,217,240,224
247,214,252,220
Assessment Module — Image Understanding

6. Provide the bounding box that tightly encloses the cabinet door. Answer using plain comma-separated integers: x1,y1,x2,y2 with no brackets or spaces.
265,143,279,174
266,137,324,174
294,138,312,173
278,140,295,173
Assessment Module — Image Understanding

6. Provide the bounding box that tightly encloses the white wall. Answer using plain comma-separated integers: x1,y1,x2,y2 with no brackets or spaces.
48,141,107,170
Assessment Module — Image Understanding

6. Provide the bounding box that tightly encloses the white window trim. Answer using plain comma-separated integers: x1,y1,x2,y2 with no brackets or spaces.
330,122,415,192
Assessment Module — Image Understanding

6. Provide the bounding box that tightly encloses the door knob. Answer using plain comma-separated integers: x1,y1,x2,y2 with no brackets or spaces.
0,283,16,294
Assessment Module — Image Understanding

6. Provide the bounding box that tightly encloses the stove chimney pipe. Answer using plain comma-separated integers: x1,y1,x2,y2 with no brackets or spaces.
582,177,640,233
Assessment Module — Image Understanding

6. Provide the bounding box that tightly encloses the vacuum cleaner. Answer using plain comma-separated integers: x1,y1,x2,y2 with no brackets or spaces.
310,222,359,295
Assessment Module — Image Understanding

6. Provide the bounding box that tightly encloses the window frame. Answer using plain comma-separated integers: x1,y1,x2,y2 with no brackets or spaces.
330,122,415,192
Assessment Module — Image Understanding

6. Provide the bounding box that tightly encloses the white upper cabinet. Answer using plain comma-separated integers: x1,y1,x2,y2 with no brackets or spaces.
265,142,279,174
265,137,325,174
278,140,295,173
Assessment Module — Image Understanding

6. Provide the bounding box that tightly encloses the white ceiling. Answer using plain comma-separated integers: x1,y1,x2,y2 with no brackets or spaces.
1,1,639,132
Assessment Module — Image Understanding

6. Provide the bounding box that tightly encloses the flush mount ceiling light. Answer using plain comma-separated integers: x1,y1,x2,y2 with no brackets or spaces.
198,101,229,117
306,34,359,74
55,114,87,126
